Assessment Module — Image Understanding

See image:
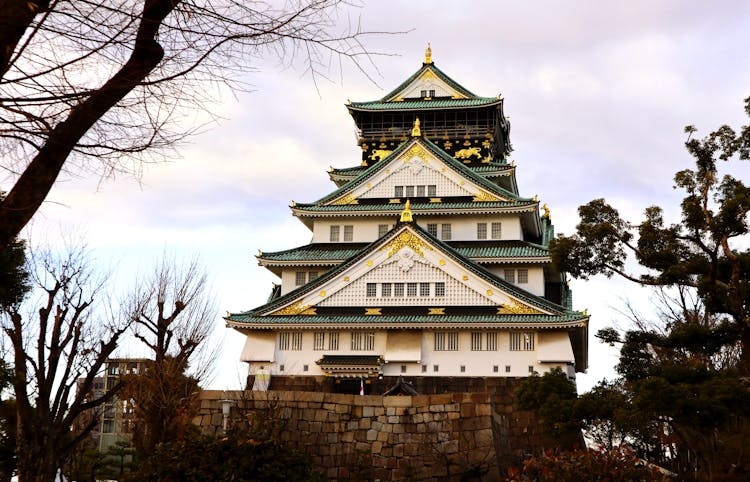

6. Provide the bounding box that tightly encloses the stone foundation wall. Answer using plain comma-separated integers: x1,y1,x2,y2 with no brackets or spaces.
195,385,578,481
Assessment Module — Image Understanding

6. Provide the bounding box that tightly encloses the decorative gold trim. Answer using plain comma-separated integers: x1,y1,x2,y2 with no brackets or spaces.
271,300,311,316
300,307,317,315
367,260,373,266
462,275,469,281
402,143,429,163
344,276,350,282
427,308,445,315
439,259,446,266
542,203,551,218
419,69,437,81
332,193,358,205
400,199,413,223
472,191,502,202
411,117,421,137
486,289,494,296
389,198,402,204
424,43,432,64
497,301,545,315
381,230,433,258
429,197,442,203
365,308,382,316
319,290,326,297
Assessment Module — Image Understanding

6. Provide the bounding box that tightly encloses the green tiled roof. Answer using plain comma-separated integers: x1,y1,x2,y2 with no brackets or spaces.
330,162,512,179
227,313,586,326
311,137,526,207
349,97,501,111
259,241,549,263
293,200,535,213
316,355,383,367
376,62,477,103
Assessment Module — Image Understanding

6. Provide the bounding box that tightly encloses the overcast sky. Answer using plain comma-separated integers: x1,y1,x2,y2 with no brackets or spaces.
24,1,750,392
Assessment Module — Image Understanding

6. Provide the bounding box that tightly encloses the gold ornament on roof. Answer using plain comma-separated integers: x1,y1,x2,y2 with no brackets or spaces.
400,199,413,223
497,301,544,315
382,230,433,258
542,203,551,218
411,117,421,137
332,192,358,205
271,300,312,316
424,43,433,64
473,191,502,202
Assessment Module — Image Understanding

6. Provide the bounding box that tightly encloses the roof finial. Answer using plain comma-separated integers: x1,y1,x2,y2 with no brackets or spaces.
411,117,421,137
400,199,413,223
424,43,433,64
542,203,551,219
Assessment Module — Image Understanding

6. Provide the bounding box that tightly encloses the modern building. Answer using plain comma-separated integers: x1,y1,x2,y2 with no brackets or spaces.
226,47,588,394
96,358,149,451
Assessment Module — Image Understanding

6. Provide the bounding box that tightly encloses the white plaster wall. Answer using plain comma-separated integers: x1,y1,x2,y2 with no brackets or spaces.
485,265,545,296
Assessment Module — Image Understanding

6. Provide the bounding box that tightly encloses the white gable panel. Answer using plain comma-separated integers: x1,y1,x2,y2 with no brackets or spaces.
389,68,467,100
319,259,493,307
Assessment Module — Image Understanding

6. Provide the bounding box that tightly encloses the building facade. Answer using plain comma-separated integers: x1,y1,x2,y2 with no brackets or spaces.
226,47,588,394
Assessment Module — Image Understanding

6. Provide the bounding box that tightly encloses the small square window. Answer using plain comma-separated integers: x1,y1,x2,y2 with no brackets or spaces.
433,365,439,372
491,222,502,239
477,223,487,240
416,185,425,197
407,282,417,297
493,365,499,373
280,365,285,372
394,283,405,297
419,282,430,296
401,365,407,373
303,365,309,372
427,224,438,236
366,283,377,297
429,89,435,97
528,366,534,373
441,224,452,240
505,365,511,373
308,271,318,281
435,282,446,297
378,224,389,237
295,272,306,286
422,364,427,373
517,269,529,284
427,185,437,196
460,365,466,373
504,269,515,284
420,90,427,97
395,186,404,197
343,225,354,242
405,185,415,197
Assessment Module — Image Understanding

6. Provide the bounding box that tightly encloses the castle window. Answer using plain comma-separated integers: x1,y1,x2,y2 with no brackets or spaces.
308,271,318,282
428,185,437,196
422,365,427,373
378,224,389,237
477,223,487,240
460,365,466,373
295,272,306,286
313,332,325,350
472,332,497,351
280,365,285,372
405,185,414,197
427,224,438,236
420,90,427,97
493,365,499,373
330,225,340,242
366,283,377,297
401,365,407,373
279,331,302,351
394,283,405,297
429,89,436,97
395,186,404,197
529,366,535,373
433,365,439,372
517,269,529,284
504,269,515,284
435,282,446,297
505,365,511,373
510,331,535,351
491,222,502,239
303,365,309,372
343,225,354,241
407,282,417,297
328,332,339,350
291,332,303,351
420,282,430,296
486,332,498,351
416,185,425,197
381,283,392,297
351,331,375,351
471,332,483,351
278,332,290,350
434,331,458,351
441,224,452,240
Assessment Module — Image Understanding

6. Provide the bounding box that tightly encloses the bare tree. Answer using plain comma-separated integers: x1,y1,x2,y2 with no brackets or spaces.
122,255,217,454
0,0,384,246
1,243,130,482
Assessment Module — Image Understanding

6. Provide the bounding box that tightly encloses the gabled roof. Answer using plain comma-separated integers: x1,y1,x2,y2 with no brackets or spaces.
310,137,527,207
329,161,514,183
348,62,501,112
228,222,580,321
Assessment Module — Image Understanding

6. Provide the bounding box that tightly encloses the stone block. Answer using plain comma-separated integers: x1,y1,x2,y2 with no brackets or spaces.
340,431,354,443
475,403,492,416
413,413,424,423
366,429,378,441
393,443,404,457
396,407,407,416
377,431,389,442
314,410,328,422
444,403,459,412
362,406,375,417
430,394,453,405
375,406,385,416
412,395,430,406
371,420,382,431
388,415,399,423
447,411,460,420
392,424,405,434
371,441,383,454
353,394,381,406
359,418,371,429
335,403,350,414
423,413,433,422
461,403,475,417
471,392,489,403
429,404,444,412
384,396,413,407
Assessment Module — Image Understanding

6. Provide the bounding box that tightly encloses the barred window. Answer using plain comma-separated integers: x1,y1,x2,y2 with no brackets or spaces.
427,224,438,236
504,269,515,284
517,269,529,284
278,332,290,350
343,225,354,242
328,332,339,350
405,185,414,197
313,332,325,350
291,332,303,351
381,283,392,297
394,283,405,297
435,282,446,297
486,332,498,351
435,331,458,351
477,223,487,239
308,271,318,282
416,185,425,197
420,282,430,296
510,331,535,351
330,225,340,242
441,224,452,240
428,185,437,196
429,89,436,97
351,331,375,351
378,224,389,237
295,272,306,286
471,332,483,351
407,282,417,297
491,222,502,239
394,186,404,197
366,283,377,297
